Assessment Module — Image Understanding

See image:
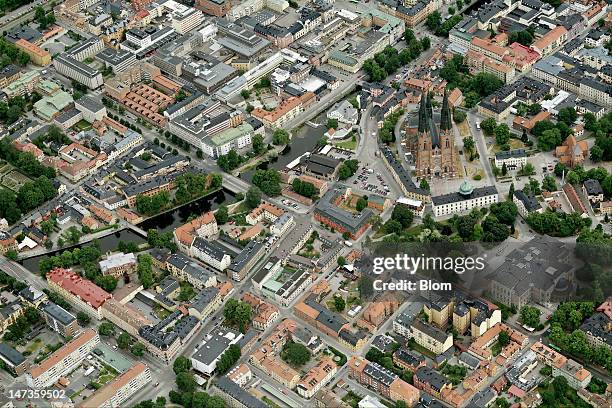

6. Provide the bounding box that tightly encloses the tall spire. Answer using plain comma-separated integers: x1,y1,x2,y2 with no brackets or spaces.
440,88,452,132
426,92,433,119
418,92,428,133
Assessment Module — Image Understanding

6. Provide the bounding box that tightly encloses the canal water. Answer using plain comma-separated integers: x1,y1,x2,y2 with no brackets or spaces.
138,188,232,233
20,229,147,273
20,188,234,272
239,122,327,182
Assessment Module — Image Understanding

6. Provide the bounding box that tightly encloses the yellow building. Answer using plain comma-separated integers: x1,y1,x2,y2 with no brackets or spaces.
15,39,51,66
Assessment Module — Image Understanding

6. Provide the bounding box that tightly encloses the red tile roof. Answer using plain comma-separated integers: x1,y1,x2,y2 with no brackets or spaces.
47,268,111,309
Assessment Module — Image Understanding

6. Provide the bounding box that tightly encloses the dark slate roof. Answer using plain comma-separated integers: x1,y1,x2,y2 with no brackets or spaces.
432,186,498,206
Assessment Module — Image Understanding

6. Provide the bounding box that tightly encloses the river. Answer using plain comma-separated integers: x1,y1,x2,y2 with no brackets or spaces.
239,122,327,182
20,188,234,272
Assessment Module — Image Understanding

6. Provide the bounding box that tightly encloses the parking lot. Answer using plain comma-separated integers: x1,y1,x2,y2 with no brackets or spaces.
349,167,390,197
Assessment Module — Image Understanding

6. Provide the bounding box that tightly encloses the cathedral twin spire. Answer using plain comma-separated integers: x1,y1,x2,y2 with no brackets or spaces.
417,88,453,135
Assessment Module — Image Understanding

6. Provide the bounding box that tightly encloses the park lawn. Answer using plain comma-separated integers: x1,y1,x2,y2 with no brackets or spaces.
334,139,358,151
24,338,43,354
74,120,92,131
492,139,525,153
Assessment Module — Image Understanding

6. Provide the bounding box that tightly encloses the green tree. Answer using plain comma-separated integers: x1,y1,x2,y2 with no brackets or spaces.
252,169,282,196
537,128,563,151
356,197,368,211
481,118,497,136
173,356,192,375
334,295,346,312
542,175,557,192
498,330,510,346
391,204,414,229
98,322,115,336
495,123,510,146
326,118,338,130
76,312,90,326
117,333,132,349
557,107,577,126
272,129,290,145
176,372,197,393
252,134,265,155
137,254,155,289
131,342,145,356
520,305,541,328
281,342,311,367
215,205,229,225
245,186,262,209
338,159,359,180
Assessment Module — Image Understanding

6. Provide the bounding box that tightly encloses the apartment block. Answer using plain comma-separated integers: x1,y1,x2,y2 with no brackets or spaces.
79,363,151,408
46,268,112,319
27,329,100,388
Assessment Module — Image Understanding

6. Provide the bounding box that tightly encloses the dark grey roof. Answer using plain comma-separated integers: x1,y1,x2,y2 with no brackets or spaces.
363,361,397,386
468,389,496,408
584,179,604,196
192,238,233,263
189,287,220,313
215,376,268,408
305,294,347,334
43,302,76,326
581,313,612,347
458,352,481,369
415,367,449,391
379,143,429,196
514,189,541,212
228,239,266,274
0,343,25,366
314,186,373,235
495,149,526,160
191,327,241,366
303,153,341,176
411,319,449,343
338,329,366,346
432,185,498,206
394,348,425,367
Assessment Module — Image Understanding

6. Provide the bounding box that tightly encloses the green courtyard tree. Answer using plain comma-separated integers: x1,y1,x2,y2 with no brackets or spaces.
245,186,262,208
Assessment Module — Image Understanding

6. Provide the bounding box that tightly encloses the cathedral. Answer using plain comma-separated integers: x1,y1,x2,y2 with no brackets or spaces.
409,89,458,179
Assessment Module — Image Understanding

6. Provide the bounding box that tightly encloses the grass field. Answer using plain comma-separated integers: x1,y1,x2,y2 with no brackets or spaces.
333,139,358,151
74,120,92,131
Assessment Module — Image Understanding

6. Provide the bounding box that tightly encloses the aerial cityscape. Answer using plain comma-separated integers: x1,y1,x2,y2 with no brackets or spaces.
0,0,608,406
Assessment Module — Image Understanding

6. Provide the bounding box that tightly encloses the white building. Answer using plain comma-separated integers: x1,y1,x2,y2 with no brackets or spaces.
151,0,204,34
191,328,243,375
190,238,232,271
431,182,499,218
327,99,358,125
53,54,104,89
75,96,107,123
68,37,105,62
494,149,527,169
26,329,99,388
270,213,294,236
513,189,543,218
226,0,289,21
79,363,151,408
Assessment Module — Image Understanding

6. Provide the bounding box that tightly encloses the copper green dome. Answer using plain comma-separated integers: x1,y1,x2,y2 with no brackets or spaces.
459,181,474,195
